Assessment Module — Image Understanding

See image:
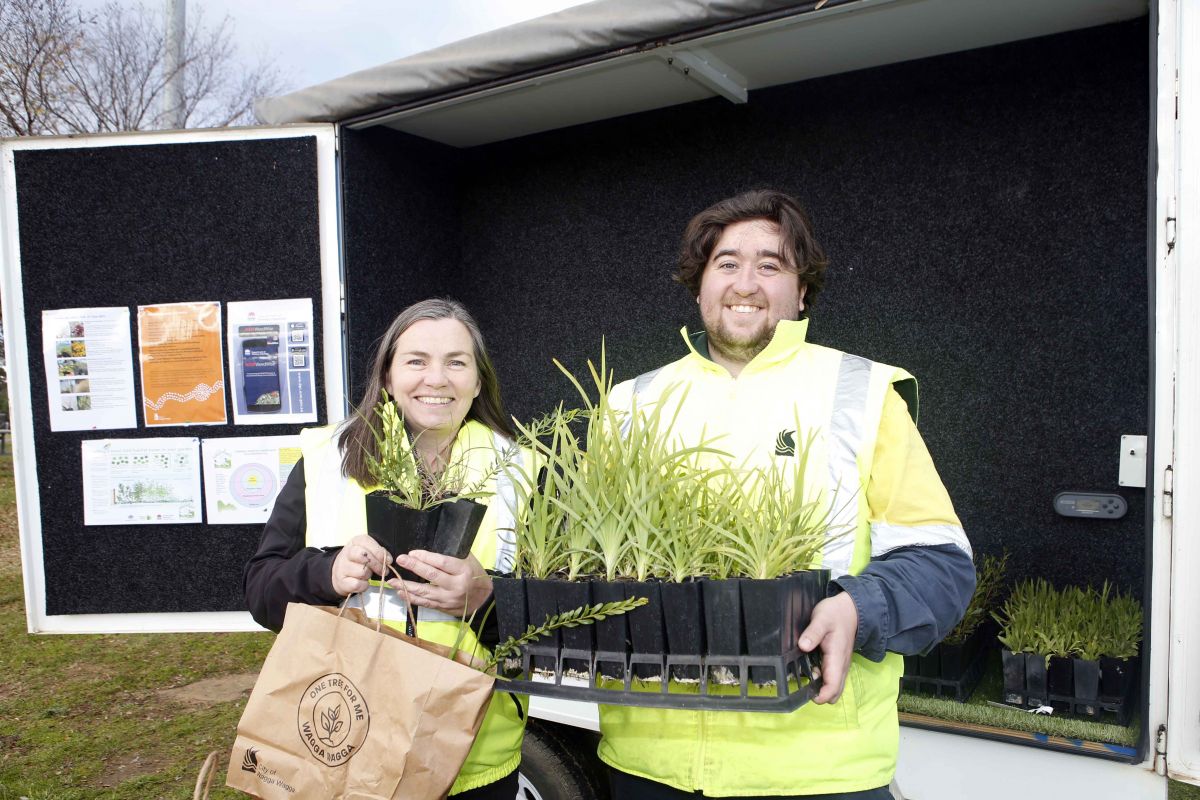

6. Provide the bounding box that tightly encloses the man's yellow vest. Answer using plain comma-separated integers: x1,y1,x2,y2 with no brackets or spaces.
299,420,525,795
599,319,914,796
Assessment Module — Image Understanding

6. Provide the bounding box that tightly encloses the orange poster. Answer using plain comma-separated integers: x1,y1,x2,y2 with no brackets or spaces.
137,302,228,426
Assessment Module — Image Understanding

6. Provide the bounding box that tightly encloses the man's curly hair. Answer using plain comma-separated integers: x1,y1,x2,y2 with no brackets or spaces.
674,189,828,312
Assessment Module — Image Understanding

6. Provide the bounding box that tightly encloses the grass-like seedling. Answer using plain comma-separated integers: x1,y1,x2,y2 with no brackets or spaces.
702,432,847,580
994,578,1143,662
944,552,1008,646
364,391,515,510
511,348,727,582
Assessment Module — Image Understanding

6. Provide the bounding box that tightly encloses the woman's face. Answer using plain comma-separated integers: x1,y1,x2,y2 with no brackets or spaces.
384,318,481,442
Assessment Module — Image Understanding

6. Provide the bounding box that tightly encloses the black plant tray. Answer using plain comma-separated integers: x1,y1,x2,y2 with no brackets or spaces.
498,643,823,712
1000,651,1138,727
901,644,989,703
1038,690,1137,727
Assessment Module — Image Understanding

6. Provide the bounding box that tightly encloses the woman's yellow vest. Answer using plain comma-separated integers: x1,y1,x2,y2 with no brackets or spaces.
598,319,915,796
299,420,525,795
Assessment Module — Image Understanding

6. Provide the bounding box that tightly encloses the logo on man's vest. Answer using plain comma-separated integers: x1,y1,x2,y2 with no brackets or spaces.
774,429,796,457
297,673,370,766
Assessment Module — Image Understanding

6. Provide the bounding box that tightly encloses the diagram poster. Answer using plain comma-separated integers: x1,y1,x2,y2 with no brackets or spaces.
137,302,227,427
202,435,301,524
81,438,202,525
41,307,137,432
226,298,318,425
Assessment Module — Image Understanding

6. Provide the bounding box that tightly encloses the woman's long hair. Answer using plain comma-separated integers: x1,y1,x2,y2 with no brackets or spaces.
339,298,516,483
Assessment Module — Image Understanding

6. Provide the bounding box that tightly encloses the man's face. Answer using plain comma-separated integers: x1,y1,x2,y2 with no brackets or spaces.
697,219,806,368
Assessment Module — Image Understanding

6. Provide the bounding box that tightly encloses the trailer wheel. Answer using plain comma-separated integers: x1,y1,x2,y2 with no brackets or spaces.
517,720,607,800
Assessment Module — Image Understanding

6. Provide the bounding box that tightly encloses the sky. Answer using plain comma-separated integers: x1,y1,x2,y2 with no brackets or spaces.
80,0,593,92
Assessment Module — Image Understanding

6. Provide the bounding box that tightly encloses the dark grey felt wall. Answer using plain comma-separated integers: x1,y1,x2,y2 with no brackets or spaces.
339,128,462,402
344,20,1149,595
14,137,325,614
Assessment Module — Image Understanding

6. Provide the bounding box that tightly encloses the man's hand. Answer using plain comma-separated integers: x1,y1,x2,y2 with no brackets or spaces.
391,551,492,616
797,591,859,704
331,535,391,596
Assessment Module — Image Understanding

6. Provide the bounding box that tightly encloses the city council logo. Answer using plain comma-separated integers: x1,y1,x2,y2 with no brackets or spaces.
774,429,796,457
296,673,369,766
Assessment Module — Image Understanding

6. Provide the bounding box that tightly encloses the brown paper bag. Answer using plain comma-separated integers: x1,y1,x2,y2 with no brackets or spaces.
226,601,495,800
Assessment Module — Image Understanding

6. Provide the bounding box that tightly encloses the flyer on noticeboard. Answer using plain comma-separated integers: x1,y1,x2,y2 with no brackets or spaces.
226,298,318,425
41,307,138,432
81,438,202,526
201,435,301,524
137,302,228,427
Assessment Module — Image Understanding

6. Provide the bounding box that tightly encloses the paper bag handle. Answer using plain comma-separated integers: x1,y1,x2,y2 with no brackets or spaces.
335,565,420,638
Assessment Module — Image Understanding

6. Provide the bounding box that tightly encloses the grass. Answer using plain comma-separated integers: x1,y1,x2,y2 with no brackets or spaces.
0,456,273,798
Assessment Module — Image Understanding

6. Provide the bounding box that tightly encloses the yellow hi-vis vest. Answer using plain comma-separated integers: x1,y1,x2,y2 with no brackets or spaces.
598,319,933,796
300,420,525,795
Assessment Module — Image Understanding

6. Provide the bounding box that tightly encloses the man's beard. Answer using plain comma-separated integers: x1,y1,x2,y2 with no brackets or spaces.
707,319,775,366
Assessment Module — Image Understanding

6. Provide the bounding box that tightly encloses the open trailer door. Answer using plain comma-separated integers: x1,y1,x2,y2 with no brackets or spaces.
0,125,344,634
1165,0,1200,786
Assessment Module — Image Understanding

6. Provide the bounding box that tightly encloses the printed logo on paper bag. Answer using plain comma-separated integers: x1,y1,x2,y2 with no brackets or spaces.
241,747,259,772
297,673,369,766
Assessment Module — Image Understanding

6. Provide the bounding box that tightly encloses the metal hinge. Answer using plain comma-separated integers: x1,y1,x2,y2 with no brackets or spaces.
1164,465,1174,518
1155,724,1167,775
1167,196,1177,254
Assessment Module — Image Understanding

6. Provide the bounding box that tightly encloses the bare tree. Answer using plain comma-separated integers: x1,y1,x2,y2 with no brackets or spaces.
0,0,85,135
0,0,287,136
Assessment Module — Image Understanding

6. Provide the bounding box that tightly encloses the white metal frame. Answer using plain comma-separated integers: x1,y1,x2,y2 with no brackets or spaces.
0,124,343,634
1165,0,1200,785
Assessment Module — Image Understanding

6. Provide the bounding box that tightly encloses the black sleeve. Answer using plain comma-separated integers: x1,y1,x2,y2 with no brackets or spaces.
243,457,343,632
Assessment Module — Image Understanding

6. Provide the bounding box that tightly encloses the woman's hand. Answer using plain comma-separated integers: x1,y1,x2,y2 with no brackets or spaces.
331,535,391,596
390,551,493,616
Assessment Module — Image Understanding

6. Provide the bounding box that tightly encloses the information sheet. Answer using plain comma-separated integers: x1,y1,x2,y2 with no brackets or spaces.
81,438,202,525
41,307,137,432
201,435,301,524
138,302,227,427
226,299,318,425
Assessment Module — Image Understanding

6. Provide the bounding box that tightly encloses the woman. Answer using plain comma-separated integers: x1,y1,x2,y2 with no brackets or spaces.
244,297,525,799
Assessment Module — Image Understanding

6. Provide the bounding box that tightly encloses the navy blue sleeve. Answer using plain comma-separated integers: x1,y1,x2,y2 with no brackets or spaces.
833,543,976,662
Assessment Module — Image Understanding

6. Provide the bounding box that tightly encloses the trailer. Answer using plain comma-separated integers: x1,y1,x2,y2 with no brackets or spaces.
1,0,1195,797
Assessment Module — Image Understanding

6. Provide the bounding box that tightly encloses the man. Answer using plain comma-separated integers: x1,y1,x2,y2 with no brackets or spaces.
599,190,974,799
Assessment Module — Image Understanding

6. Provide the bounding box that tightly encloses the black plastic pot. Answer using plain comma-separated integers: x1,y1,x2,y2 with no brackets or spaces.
739,571,830,684
1073,657,1100,702
625,580,665,680
661,580,704,681
918,649,942,679
939,624,985,681
365,493,441,581
1100,656,1136,701
431,498,487,559
938,642,966,681
741,575,795,684
554,580,594,673
1047,655,1073,698
524,578,561,671
490,576,527,650
702,579,743,656
1001,649,1026,705
1025,653,1048,706
591,580,629,680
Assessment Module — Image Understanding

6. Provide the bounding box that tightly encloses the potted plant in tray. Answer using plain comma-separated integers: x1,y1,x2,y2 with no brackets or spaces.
703,444,843,685
907,551,1007,687
363,391,516,579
